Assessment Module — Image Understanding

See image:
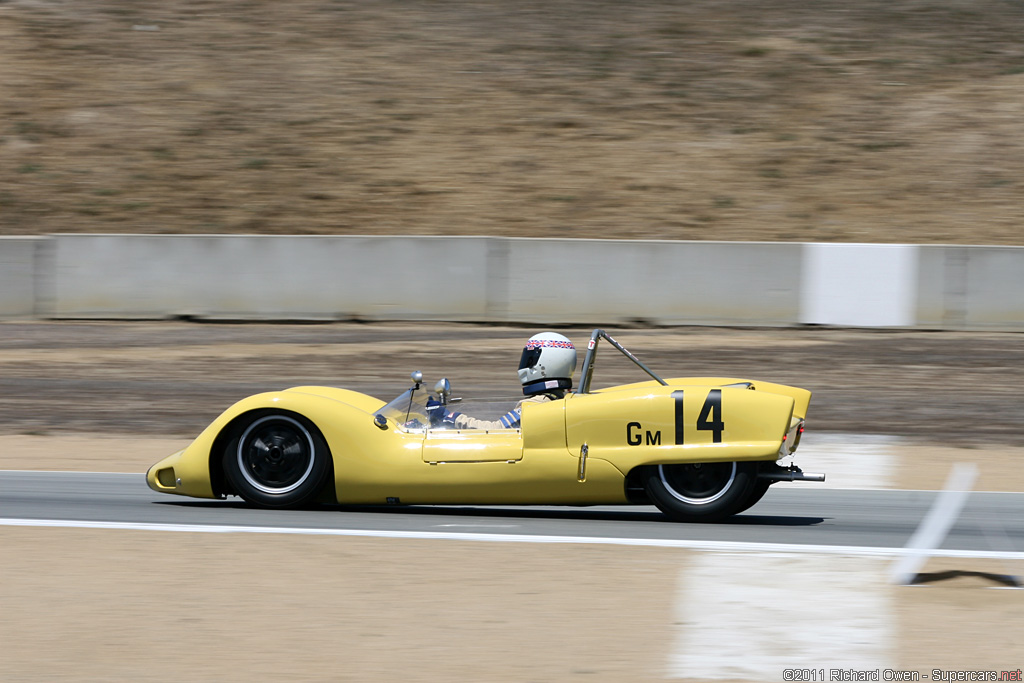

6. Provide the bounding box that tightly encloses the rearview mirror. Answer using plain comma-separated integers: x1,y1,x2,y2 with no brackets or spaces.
434,378,451,405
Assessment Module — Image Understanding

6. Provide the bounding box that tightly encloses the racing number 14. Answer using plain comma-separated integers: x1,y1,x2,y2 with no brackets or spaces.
672,389,724,444
626,389,725,446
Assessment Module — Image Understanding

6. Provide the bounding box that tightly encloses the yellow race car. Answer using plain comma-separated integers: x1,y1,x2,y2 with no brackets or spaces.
147,329,823,522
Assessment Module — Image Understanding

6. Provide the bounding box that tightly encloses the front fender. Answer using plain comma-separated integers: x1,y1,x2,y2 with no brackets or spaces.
146,387,384,499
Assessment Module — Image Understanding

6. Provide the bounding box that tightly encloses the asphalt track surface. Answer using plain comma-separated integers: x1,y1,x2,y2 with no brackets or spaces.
3,471,1024,557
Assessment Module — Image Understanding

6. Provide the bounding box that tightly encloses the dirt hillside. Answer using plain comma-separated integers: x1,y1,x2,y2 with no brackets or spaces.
2,0,1024,243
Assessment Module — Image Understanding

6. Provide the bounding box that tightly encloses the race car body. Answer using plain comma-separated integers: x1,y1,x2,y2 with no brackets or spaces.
147,329,822,521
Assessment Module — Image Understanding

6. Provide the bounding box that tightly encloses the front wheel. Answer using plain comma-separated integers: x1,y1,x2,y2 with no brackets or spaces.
642,461,758,522
223,412,331,508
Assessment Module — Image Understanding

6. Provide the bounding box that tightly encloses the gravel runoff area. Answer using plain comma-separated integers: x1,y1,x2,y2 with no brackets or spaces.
3,321,1024,442
0,529,1020,681
2,321,1022,681
2,320,1024,489
2,319,1022,451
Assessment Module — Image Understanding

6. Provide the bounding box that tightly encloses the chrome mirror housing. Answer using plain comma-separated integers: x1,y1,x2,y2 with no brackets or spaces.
434,378,451,405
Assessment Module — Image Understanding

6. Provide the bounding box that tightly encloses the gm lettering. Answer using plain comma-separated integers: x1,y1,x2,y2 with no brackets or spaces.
626,422,661,446
626,389,725,446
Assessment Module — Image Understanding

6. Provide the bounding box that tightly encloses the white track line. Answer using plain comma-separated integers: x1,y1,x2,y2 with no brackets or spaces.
0,470,142,475
2,517,1023,559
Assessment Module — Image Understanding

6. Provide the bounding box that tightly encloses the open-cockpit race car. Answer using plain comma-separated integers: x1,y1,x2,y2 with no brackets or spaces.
147,329,823,522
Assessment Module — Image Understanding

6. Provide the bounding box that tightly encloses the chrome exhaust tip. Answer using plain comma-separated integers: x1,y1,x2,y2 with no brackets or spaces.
758,464,826,483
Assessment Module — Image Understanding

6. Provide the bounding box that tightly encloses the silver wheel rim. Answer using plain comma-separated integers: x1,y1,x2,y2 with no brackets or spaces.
658,462,737,505
237,415,316,495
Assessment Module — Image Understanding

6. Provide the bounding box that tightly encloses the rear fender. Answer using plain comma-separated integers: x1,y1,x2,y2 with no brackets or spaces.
598,377,811,420
565,385,795,475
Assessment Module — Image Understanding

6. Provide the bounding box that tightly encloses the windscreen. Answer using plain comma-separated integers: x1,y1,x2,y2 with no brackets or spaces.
375,389,431,430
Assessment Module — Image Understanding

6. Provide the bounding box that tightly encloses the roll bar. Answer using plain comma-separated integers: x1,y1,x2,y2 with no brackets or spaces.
577,329,667,394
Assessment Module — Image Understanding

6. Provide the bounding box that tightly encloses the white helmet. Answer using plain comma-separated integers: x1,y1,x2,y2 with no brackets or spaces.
517,332,576,396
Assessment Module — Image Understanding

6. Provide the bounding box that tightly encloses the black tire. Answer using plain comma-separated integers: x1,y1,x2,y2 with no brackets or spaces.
643,461,758,522
223,412,331,508
734,478,772,514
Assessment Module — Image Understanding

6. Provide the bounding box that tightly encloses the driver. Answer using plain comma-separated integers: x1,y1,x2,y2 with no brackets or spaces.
428,332,576,430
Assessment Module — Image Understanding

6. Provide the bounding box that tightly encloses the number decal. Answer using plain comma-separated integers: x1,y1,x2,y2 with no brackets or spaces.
696,389,724,443
672,389,725,444
671,390,685,445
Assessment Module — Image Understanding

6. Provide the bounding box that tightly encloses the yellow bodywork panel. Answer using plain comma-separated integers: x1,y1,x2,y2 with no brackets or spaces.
323,398,623,504
146,386,385,500
147,377,810,507
147,447,213,499
281,385,386,413
423,430,523,463
565,383,796,476
601,377,810,420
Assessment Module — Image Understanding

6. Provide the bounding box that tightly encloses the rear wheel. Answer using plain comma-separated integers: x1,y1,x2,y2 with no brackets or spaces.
643,461,758,522
223,413,331,508
735,478,772,514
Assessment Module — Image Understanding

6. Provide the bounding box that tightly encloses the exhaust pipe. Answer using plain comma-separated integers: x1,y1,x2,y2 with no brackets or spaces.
758,464,826,483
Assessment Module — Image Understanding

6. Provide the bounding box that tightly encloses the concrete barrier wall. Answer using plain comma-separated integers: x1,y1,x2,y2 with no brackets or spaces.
915,245,1024,330
50,235,804,325
800,244,918,327
0,237,46,317
1,235,1022,329
52,235,493,320
505,239,802,325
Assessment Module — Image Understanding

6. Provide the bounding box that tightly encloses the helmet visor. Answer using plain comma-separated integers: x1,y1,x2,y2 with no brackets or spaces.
519,347,542,371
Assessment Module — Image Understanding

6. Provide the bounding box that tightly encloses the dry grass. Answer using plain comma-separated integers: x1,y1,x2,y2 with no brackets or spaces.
2,0,1024,243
